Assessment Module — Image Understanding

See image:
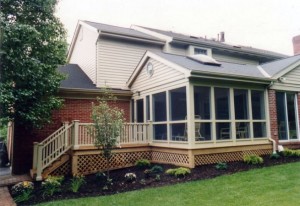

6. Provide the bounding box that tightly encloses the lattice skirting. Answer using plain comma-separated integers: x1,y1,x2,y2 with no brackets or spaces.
151,151,189,167
46,145,273,176
194,149,272,166
76,151,151,175
49,160,71,176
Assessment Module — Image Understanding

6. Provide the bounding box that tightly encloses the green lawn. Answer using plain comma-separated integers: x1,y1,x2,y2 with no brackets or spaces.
38,162,300,206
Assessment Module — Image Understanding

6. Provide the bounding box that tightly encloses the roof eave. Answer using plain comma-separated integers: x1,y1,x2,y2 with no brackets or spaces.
59,87,133,96
190,71,271,85
100,31,165,45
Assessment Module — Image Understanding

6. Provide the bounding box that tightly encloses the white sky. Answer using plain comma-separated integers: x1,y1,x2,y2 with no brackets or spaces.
56,0,300,55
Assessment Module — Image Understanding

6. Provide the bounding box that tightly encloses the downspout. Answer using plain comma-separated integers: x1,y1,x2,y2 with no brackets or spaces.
268,138,277,154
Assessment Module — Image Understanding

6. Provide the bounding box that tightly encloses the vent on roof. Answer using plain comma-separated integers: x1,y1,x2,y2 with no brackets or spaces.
188,54,221,66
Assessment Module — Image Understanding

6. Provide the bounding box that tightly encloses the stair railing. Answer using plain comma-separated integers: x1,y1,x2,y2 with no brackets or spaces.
33,121,75,180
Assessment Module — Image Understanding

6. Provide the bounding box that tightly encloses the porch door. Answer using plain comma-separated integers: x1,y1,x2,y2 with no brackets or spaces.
276,92,299,140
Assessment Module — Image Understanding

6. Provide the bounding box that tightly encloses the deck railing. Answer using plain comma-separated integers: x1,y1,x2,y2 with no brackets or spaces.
77,122,150,147
32,120,150,180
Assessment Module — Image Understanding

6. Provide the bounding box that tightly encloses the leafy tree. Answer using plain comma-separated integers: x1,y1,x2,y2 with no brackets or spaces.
90,88,125,179
0,0,67,129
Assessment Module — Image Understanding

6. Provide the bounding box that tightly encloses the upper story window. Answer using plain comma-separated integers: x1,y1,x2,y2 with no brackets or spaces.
194,48,208,55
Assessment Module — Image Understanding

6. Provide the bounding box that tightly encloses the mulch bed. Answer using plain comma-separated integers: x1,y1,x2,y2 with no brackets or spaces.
11,155,300,205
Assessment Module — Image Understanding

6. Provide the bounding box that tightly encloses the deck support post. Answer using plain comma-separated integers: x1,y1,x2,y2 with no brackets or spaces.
32,142,38,170
36,143,43,181
72,120,80,149
63,122,69,148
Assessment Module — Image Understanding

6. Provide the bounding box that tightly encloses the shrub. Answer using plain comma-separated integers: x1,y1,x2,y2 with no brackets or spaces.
135,159,151,169
282,149,295,157
155,174,161,181
140,179,146,185
215,162,228,170
70,174,86,193
243,155,264,165
270,153,281,159
102,178,113,190
11,181,34,203
42,175,64,197
166,167,191,178
150,165,163,173
124,173,136,182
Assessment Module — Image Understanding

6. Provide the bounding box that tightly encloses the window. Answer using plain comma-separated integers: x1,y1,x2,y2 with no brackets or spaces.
276,92,298,140
153,92,167,140
136,99,144,123
194,48,207,55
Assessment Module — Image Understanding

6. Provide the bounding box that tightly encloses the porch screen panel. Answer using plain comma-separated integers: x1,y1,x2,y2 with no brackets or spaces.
194,86,210,119
169,87,187,141
146,95,150,121
153,92,166,122
251,90,265,120
215,88,230,120
170,87,187,121
194,86,212,141
153,92,167,140
234,89,248,119
136,99,144,123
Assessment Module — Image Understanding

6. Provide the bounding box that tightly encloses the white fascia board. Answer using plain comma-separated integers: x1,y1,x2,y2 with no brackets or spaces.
127,51,191,87
272,60,300,79
67,21,99,62
131,25,173,43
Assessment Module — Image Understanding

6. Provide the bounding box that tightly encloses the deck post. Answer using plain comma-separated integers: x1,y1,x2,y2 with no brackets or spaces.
36,143,43,181
72,120,80,149
63,122,69,148
32,142,38,169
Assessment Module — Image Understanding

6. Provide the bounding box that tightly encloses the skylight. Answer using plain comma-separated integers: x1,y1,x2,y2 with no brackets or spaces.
188,54,221,66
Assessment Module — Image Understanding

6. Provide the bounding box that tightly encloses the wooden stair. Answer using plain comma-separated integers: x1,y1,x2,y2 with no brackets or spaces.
31,153,70,180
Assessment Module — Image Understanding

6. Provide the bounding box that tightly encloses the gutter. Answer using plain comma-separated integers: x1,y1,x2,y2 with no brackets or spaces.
59,87,133,96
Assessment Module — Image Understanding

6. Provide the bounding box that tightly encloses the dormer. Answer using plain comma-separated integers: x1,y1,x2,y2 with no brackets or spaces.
187,45,212,57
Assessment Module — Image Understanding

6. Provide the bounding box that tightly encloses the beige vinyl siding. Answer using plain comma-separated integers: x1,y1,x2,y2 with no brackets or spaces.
213,53,259,65
69,26,98,83
131,58,187,94
97,38,161,89
272,65,300,91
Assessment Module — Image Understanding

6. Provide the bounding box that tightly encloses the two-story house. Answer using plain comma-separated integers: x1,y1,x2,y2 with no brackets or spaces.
13,21,300,180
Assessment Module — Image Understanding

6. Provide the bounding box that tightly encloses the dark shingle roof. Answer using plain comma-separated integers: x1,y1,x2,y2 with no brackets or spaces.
58,64,97,90
260,54,300,76
141,26,287,58
153,52,268,80
83,21,162,41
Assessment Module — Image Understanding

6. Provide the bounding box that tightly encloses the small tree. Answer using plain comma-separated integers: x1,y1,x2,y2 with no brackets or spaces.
91,88,125,179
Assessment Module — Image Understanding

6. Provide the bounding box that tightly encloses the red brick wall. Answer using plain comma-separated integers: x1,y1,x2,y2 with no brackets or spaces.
12,97,130,174
268,89,279,144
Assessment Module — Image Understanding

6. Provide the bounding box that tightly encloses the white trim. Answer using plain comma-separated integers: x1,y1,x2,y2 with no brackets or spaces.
131,25,173,43
257,66,271,78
